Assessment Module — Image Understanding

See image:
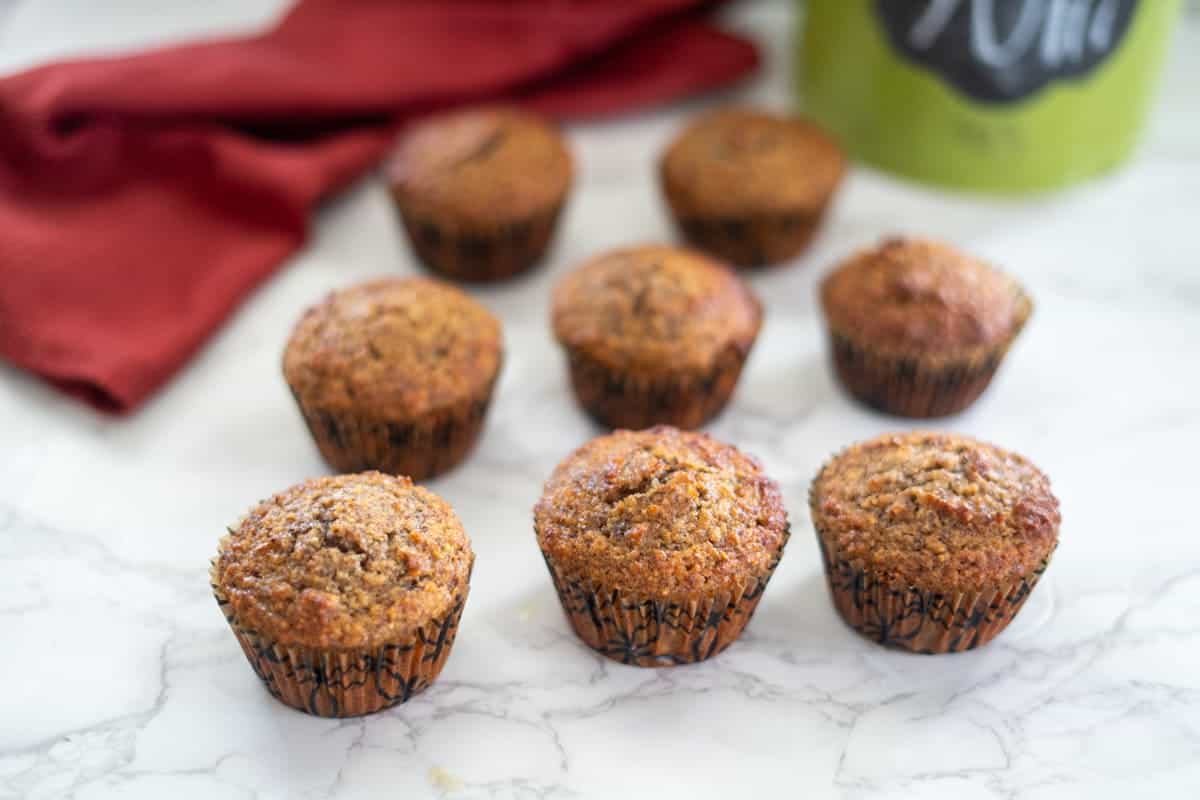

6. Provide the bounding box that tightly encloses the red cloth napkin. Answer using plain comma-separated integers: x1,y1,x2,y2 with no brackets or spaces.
0,0,757,413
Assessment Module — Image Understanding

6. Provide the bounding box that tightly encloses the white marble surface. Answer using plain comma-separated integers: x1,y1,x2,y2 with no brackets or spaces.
2,2,1199,798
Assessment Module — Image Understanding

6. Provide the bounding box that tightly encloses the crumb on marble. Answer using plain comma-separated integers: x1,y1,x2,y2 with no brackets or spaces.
428,765,464,793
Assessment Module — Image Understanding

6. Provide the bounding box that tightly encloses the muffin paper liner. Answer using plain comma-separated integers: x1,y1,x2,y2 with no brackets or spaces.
670,203,832,268
290,381,496,481
826,288,1030,418
815,531,1054,654
828,332,1012,418
396,201,566,283
213,579,470,717
540,529,788,667
562,342,752,431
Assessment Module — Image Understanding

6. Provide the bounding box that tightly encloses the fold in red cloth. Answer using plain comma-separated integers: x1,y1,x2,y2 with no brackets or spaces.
0,0,757,413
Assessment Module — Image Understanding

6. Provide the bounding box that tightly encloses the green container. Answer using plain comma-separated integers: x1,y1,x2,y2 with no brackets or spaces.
798,0,1181,193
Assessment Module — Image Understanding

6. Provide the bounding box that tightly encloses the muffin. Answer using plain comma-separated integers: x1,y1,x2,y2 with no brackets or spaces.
284,277,502,481
551,245,762,430
810,432,1059,654
660,107,845,267
387,106,573,282
535,426,789,666
820,237,1032,418
212,472,474,716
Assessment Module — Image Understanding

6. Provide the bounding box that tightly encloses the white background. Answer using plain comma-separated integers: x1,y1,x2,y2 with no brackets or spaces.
1,2,1199,798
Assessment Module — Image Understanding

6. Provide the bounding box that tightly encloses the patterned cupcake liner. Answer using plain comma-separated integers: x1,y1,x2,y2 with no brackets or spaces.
826,288,1030,418
213,580,469,717
540,528,788,667
828,332,1013,419
290,381,496,481
670,203,831,268
815,531,1054,654
562,343,753,431
396,201,566,283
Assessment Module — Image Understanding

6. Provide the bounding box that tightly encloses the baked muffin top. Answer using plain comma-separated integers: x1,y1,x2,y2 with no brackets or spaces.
821,237,1031,358
387,106,572,227
551,245,762,373
213,472,474,649
660,107,845,216
283,277,502,415
810,432,1059,593
534,427,788,599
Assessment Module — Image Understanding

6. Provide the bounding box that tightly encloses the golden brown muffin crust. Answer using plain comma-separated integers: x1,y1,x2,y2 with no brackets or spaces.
283,277,502,416
821,237,1031,358
535,427,788,600
661,107,845,216
811,432,1059,593
214,472,473,649
388,106,573,227
551,245,762,373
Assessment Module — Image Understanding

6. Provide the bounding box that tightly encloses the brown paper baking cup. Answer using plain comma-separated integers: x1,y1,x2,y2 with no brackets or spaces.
826,291,1030,418
828,332,1004,418
213,582,469,717
672,203,831,268
397,202,565,283
562,342,752,431
541,531,787,667
290,381,496,481
815,532,1054,654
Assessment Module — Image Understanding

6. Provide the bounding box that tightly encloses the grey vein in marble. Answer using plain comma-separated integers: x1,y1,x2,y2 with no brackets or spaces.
1,1,1199,799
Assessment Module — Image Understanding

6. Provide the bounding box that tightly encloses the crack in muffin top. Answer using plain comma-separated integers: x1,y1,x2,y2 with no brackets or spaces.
213,472,473,649
810,432,1059,593
387,106,573,227
535,427,788,599
821,237,1031,359
283,277,502,415
660,107,845,216
551,245,762,373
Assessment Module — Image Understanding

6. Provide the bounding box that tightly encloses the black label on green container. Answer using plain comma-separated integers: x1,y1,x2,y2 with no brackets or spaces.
875,0,1137,103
